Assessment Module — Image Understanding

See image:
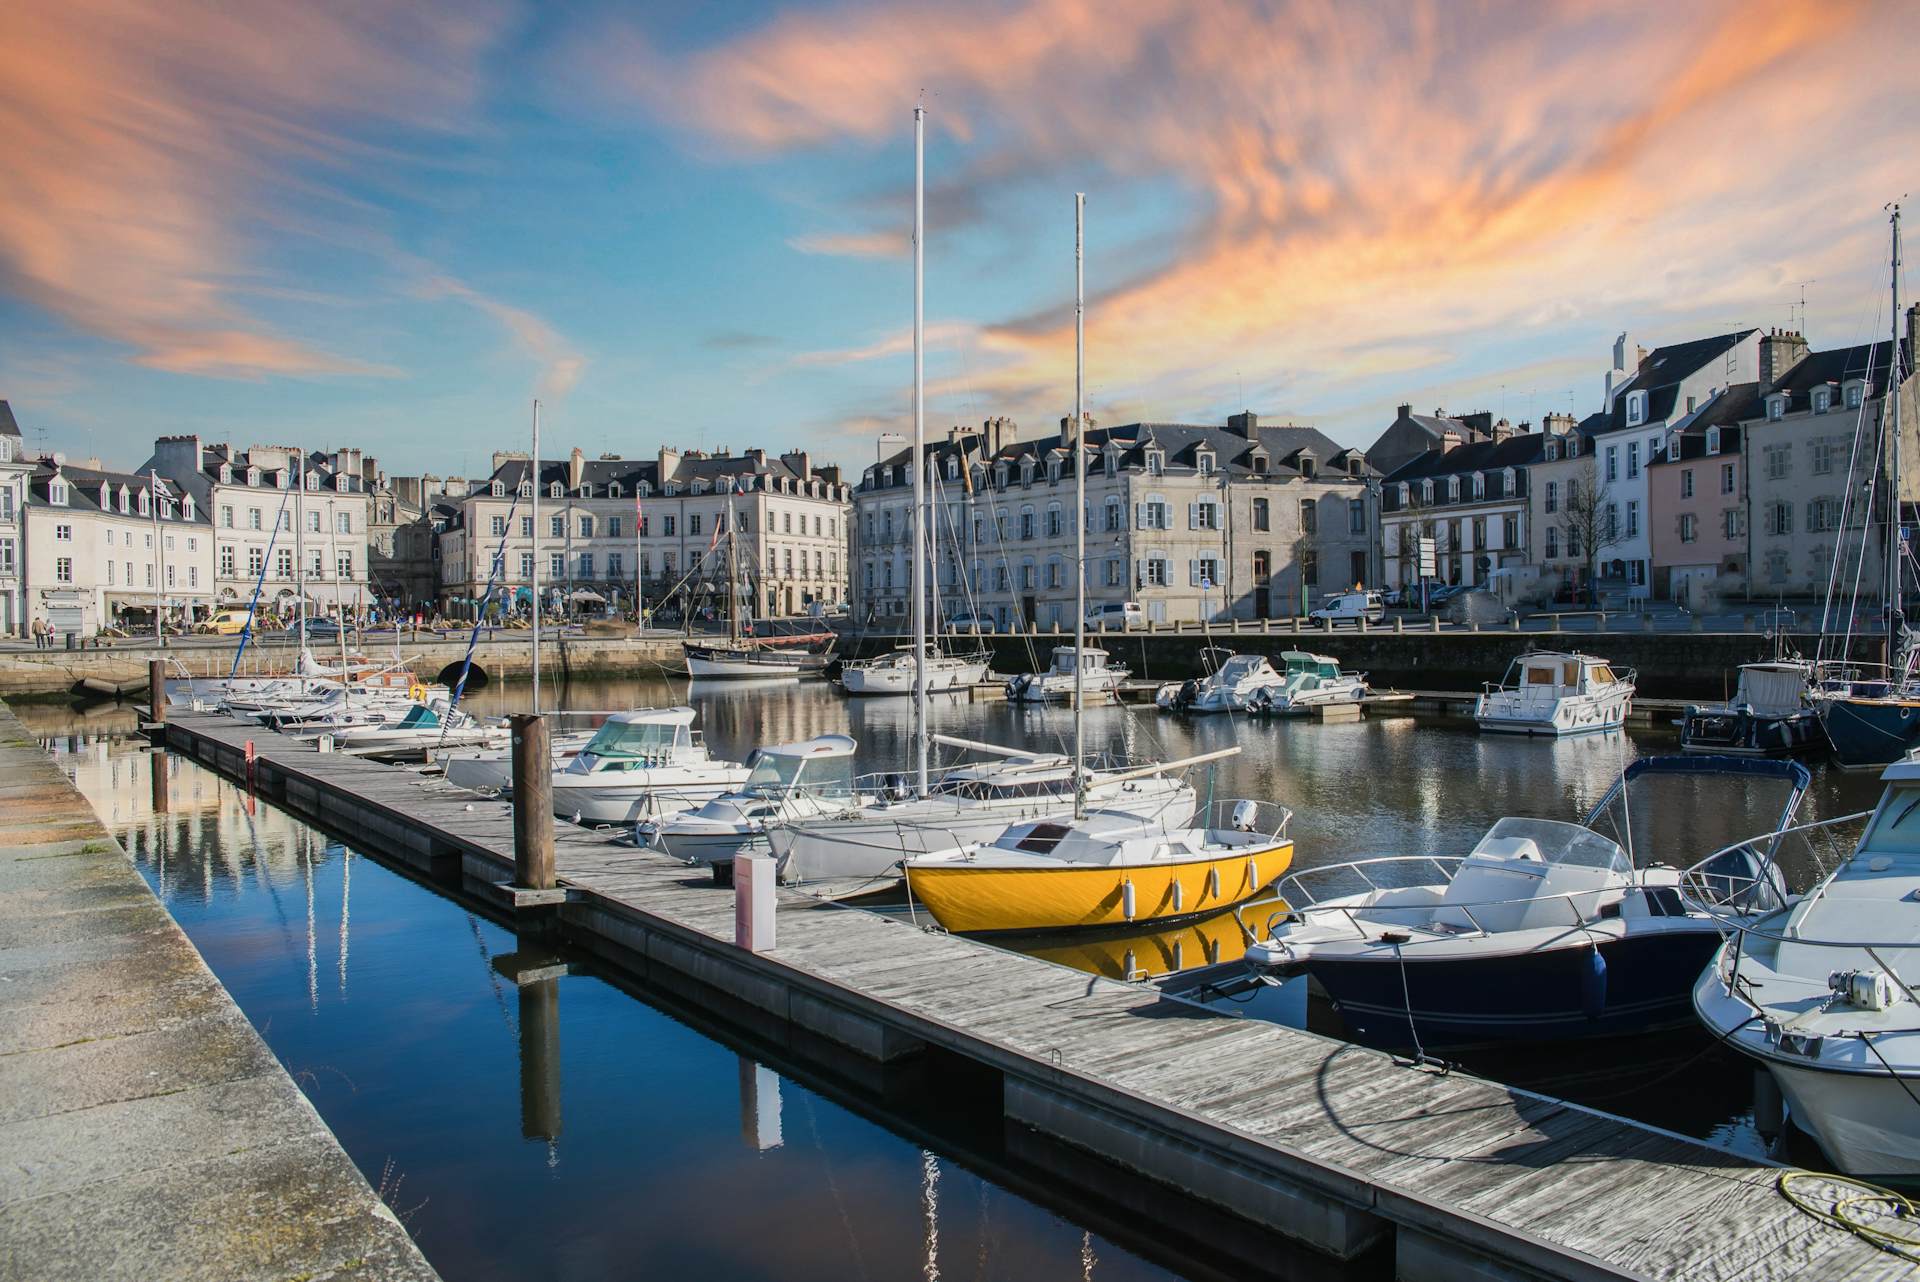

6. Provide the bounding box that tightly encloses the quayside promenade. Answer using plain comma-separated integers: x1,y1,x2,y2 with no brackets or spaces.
0,700,438,1282
157,704,1912,1282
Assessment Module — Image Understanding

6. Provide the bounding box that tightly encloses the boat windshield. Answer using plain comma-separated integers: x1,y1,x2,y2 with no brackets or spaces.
1470,817,1629,873
583,718,687,760
743,751,854,797
399,705,440,728
1863,786,1920,855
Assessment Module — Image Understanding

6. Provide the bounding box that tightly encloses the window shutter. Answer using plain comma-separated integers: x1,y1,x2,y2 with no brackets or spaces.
1134,557,1146,587
1188,559,1200,586
1135,503,1145,529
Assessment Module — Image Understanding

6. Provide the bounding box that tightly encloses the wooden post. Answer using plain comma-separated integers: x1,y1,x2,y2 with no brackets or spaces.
511,714,555,890
148,659,168,725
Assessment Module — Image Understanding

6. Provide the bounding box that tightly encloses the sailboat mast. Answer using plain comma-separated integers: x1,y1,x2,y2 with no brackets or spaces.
912,104,929,797
1889,202,1905,669
1073,192,1087,820
531,398,542,715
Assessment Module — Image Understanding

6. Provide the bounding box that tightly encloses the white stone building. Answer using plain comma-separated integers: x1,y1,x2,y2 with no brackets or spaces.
144,438,373,620
25,458,215,637
439,446,851,620
0,402,31,636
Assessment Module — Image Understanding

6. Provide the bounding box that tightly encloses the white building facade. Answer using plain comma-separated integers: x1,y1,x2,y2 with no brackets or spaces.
25,459,215,637
0,403,31,636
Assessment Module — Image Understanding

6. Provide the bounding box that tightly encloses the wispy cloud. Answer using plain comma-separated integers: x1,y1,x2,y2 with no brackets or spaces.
0,0,506,379
788,230,909,258
421,275,589,401
591,0,1916,438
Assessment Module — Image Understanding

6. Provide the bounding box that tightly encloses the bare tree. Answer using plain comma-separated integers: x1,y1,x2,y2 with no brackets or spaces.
1553,460,1623,605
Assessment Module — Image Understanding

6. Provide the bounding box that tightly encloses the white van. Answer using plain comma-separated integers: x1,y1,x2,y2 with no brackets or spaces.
1309,591,1385,626
1084,600,1145,631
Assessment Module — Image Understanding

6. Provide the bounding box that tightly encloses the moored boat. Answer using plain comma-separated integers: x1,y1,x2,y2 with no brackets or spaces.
549,707,749,825
1473,651,1633,736
1681,661,1819,756
1246,651,1369,716
1007,645,1126,703
1155,650,1287,713
904,800,1293,934
638,734,866,877
841,643,990,696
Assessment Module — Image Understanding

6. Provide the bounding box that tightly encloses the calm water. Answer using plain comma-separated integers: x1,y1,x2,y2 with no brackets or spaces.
31,673,1888,1272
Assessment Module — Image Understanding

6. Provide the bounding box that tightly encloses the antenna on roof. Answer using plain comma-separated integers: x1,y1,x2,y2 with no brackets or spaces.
1794,279,1817,333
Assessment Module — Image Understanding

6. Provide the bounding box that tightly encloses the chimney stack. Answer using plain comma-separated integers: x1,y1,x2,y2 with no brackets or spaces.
1760,329,1809,388
1491,417,1513,443
1397,403,1412,421
1225,410,1258,439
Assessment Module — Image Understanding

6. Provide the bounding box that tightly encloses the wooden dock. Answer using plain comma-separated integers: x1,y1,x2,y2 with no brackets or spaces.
158,708,1909,1281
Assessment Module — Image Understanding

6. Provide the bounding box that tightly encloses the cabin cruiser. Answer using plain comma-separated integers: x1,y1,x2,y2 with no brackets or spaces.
1689,756,1920,1177
904,798,1290,934
1007,646,1127,703
766,740,1204,887
841,644,991,696
1245,652,1370,716
1242,757,1808,1048
441,729,598,794
549,708,750,826
1474,651,1634,736
1155,652,1288,713
638,735,867,878
1681,661,1819,757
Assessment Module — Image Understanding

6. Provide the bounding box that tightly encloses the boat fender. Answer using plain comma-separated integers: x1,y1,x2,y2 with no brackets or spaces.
1580,944,1608,1019
1122,879,1136,922
1247,857,1258,889
1206,867,1221,898
1172,879,1184,913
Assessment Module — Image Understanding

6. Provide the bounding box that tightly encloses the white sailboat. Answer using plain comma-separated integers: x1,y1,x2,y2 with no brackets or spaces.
769,159,1213,890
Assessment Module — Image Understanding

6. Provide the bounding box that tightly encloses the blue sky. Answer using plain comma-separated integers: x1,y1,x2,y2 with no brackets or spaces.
2,0,1915,477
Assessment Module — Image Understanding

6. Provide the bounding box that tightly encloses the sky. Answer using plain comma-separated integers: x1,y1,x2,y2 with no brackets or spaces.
2,0,1917,478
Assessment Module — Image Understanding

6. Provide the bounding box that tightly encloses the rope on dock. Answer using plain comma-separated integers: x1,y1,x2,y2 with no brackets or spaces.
1778,1171,1920,1261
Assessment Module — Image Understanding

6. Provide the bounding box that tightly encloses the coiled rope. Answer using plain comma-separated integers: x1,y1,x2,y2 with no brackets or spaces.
1778,1170,1920,1261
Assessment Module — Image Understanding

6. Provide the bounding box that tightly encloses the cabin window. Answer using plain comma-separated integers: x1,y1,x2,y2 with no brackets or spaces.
1524,666,1557,686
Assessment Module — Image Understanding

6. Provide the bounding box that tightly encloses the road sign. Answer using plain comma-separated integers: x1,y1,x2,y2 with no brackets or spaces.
1415,536,1438,579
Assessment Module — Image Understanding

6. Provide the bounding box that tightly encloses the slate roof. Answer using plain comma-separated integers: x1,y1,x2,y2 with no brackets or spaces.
1599,330,1756,433
27,461,209,524
1380,430,1546,484
868,420,1371,491
482,451,842,495
1764,339,1908,414
0,400,20,440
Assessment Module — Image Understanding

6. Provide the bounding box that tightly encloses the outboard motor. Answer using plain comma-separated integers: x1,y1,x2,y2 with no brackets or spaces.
1007,673,1032,699
1176,678,1200,710
1230,800,1259,831
885,772,912,803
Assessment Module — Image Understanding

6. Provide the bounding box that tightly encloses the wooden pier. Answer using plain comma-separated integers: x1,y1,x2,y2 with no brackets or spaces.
158,707,1908,1281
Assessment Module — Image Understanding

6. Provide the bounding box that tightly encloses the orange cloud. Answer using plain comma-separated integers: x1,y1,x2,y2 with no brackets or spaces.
420,276,589,401
0,0,504,379
597,0,1918,438
788,230,910,258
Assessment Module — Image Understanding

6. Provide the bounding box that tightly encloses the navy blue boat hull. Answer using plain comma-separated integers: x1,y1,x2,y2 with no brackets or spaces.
1298,929,1725,1049
1680,708,1820,757
1818,697,1920,770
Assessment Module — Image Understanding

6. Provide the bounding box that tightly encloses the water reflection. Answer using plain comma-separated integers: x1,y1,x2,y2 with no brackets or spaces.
1017,908,1253,981
58,739,1213,1282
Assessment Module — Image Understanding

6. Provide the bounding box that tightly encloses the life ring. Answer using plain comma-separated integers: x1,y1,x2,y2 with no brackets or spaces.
407,682,427,702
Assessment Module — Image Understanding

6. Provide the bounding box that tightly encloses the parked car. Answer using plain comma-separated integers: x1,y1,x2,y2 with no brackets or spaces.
284,617,343,639
945,610,998,634
1084,600,1146,631
1444,585,1512,626
199,608,255,636
1309,591,1385,626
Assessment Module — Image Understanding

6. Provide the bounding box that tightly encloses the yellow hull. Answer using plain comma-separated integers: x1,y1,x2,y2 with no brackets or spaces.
906,840,1294,935
1017,908,1256,980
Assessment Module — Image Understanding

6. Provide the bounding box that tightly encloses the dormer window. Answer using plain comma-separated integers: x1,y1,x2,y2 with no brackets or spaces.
1047,458,1061,484
1625,390,1649,426
577,484,592,498
50,479,69,506
663,482,679,497
1766,394,1786,421
1020,459,1036,486
637,481,651,498
548,482,562,499
1298,455,1316,480
1567,437,1580,458
219,465,232,484
993,462,1009,489
1249,451,1268,474
1197,451,1214,476
1706,427,1722,456
1146,451,1164,477
1812,387,1832,414
1544,440,1559,462
1472,474,1485,500
490,480,505,497
609,482,622,498
1847,382,1865,409
1421,479,1435,503
247,467,261,487
137,488,150,516
334,474,348,492
304,471,318,491
182,496,195,520
117,487,130,514
946,458,959,482
691,479,709,496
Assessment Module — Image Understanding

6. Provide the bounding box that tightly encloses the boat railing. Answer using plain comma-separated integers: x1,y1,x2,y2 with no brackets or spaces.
1196,798,1293,843
1231,853,1651,948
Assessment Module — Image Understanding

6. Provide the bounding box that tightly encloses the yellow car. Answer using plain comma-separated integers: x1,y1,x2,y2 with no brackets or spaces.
200,608,256,636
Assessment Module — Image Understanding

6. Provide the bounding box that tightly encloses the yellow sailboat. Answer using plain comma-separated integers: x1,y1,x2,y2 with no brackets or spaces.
903,803,1294,935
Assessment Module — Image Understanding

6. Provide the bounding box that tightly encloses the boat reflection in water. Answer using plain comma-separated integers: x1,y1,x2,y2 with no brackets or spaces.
1008,906,1257,982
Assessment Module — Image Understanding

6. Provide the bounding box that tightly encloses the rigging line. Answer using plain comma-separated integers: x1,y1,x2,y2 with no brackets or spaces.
1817,282,1892,661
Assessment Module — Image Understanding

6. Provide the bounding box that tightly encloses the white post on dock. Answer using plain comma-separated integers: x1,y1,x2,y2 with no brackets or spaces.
530,398,542,715
734,851,776,953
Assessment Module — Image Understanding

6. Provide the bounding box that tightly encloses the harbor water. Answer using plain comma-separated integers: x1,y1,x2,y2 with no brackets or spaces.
25,672,1888,1277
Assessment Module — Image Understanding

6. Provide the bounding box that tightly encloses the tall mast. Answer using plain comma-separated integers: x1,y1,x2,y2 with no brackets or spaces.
1889,203,1905,668
294,454,306,649
531,398,541,715
1072,192,1087,819
150,469,164,647
911,104,929,797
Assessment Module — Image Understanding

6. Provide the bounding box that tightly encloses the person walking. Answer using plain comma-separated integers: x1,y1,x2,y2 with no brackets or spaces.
32,616,46,649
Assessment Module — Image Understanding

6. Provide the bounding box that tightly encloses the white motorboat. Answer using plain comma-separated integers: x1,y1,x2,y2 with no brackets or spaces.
322,699,506,757
841,644,990,696
637,734,868,877
1681,660,1820,757
766,737,1208,887
1155,651,1289,713
1007,646,1126,703
1243,756,1807,1049
441,729,598,794
1473,651,1634,736
1245,652,1369,716
1688,756,1920,1177
549,707,749,826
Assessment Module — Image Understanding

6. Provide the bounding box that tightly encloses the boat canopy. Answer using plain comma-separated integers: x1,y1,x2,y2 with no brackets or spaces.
581,707,696,759
1505,652,1621,693
744,734,857,794
1733,663,1813,717
396,704,442,729
1049,646,1111,672
1279,651,1340,679
1212,654,1275,683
